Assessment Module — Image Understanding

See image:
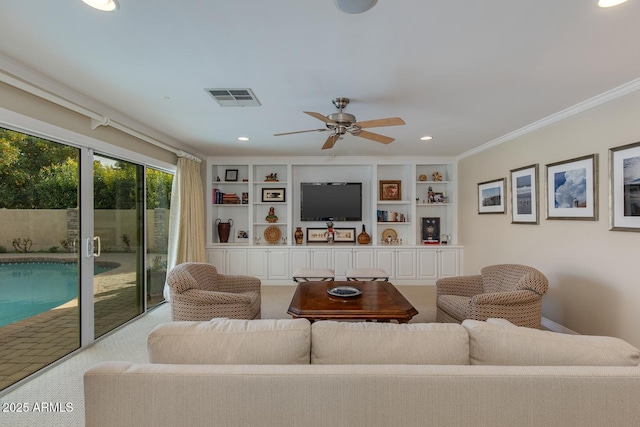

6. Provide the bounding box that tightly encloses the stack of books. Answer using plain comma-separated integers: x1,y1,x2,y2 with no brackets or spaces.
213,189,240,204
376,210,407,222
222,193,240,204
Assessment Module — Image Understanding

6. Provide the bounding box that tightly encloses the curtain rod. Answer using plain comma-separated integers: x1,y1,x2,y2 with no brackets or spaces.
0,68,201,161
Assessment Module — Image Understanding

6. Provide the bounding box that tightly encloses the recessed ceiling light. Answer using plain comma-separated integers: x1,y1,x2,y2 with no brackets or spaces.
237,137,250,141
82,0,119,11
420,136,433,141
597,0,629,7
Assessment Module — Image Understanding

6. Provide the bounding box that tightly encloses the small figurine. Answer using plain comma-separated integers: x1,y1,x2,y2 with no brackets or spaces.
265,173,279,182
265,207,278,223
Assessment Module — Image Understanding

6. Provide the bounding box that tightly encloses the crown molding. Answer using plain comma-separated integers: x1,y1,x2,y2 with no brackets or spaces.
457,77,640,160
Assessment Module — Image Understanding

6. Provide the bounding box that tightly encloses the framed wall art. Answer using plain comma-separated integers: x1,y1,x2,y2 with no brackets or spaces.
306,228,328,242
261,187,286,203
421,217,440,243
609,141,640,231
510,164,539,224
546,154,597,220
379,180,402,201
225,169,238,182
478,178,506,214
334,228,356,242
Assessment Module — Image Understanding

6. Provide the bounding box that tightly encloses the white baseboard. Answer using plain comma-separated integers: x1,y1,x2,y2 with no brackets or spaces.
541,317,578,335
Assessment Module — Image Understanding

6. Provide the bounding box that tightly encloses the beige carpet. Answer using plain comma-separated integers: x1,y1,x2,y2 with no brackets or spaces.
0,284,436,427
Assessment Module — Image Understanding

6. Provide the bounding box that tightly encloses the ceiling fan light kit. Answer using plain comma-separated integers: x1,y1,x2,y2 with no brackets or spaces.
334,0,378,14
274,97,405,150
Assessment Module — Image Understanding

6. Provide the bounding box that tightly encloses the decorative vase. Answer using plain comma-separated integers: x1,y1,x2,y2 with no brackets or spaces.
357,224,371,245
215,218,233,243
294,227,304,244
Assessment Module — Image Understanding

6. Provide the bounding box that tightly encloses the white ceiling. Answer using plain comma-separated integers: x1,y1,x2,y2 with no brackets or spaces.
1,1,640,158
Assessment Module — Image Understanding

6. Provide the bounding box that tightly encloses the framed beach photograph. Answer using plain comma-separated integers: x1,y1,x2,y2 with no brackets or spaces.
334,228,356,242
510,164,539,224
379,180,402,201
261,187,286,203
546,154,598,220
225,169,238,182
478,178,506,214
609,141,640,231
306,228,328,242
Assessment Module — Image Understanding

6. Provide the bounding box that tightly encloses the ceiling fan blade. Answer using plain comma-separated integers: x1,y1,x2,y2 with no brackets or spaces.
355,117,405,129
354,129,395,144
304,111,336,125
321,134,339,150
274,128,327,136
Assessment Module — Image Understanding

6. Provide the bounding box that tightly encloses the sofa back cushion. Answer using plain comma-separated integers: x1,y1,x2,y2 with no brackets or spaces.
462,319,640,366
311,321,470,365
148,318,311,364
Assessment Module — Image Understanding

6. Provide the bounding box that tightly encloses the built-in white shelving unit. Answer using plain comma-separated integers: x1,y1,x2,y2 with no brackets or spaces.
206,157,461,283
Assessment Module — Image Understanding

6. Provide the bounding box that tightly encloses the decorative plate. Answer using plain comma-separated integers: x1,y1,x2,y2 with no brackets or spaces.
327,286,362,298
263,225,282,244
432,171,443,181
381,228,397,242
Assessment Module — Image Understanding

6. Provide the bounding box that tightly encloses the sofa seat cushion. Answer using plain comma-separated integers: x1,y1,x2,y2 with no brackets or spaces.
462,319,640,366
147,318,311,364
311,321,470,365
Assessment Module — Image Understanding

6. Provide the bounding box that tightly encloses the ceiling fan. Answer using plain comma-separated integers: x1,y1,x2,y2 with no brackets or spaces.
274,97,405,150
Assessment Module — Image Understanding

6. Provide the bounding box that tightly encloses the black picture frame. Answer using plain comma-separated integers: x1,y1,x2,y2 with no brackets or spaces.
225,169,238,181
421,217,440,243
261,187,286,203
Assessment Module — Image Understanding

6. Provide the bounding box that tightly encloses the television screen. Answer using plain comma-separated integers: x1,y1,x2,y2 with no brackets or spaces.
300,182,362,221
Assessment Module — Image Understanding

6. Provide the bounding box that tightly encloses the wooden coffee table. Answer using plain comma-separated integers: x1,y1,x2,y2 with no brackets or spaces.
287,281,418,323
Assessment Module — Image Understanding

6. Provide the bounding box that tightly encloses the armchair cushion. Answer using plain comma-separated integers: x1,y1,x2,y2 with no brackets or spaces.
463,319,640,366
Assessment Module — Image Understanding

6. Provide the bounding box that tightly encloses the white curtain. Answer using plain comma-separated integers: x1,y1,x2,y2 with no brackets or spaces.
163,153,206,300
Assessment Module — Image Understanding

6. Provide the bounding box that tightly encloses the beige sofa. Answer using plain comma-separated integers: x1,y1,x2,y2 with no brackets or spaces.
84,319,640,427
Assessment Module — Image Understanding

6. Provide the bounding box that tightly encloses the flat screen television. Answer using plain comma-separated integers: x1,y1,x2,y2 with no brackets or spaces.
300,182,362,221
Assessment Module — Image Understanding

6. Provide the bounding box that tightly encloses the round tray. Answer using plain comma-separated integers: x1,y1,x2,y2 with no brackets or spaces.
327,286,362,298
381,228,397,242
263,225,282,244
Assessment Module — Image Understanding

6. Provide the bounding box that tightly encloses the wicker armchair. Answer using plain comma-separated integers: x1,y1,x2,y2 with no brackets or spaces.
436,264,548,328
167,262,261,321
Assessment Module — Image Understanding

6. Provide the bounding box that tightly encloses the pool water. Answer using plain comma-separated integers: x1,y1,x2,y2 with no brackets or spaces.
0,262,115,327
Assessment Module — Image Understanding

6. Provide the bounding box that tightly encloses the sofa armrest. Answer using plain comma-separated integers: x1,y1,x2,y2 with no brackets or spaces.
178,288,252,305
436,274,483,297
471,289,540,306
216,274,261,293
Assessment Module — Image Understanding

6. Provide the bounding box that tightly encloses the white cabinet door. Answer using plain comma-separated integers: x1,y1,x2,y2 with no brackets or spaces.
225,249,247,275
310,248,331,269
207,249,226,273
267,248,289,280
395,249,416,279
352,248,374,269
438,248,460,278
290,248,310,275
246,249,267,279
331,248,353,278
374,248,395,279
417,249,438,280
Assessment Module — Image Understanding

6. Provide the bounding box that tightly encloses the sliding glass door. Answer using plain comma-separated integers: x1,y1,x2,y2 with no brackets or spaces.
0,127,173,392
93,155,145,339
0,129,81,391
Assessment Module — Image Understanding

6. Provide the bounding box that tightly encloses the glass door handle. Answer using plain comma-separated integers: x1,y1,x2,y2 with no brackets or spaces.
93,236,101,258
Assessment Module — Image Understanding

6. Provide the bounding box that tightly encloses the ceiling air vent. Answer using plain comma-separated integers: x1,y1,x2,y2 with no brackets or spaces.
205,88,261,107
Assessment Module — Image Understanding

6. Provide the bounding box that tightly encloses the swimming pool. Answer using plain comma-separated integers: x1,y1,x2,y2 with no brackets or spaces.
0,261,117,327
